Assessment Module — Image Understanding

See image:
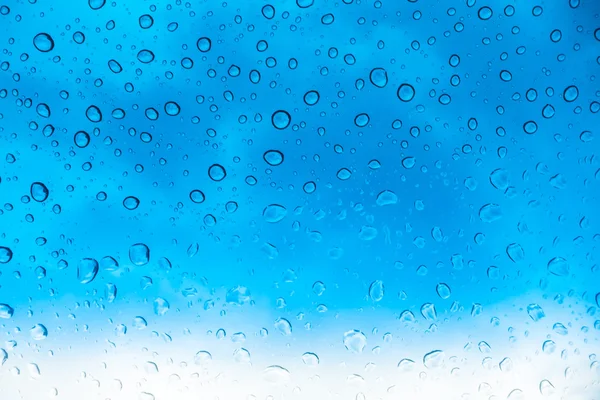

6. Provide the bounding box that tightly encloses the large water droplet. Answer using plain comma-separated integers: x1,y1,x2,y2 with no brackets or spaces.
423,350,444,368
368,280,384,301
129,243,150,266
30,182,49,202
343,330,367,353
0,304,14,319
263,204,288,223
33,33,54,52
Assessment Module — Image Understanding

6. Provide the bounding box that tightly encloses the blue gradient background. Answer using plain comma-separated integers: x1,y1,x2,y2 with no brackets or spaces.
1,0,600,399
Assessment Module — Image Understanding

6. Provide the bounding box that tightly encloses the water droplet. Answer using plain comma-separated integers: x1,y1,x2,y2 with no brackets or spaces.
506,243,525,263
343,330,367,353
0,246,13,263
88,0,106,10
77,258,99,284
30,324,48,340
263,150,284,166
376,190,398,206
153,297,170,315
369,68,388,88
548,257,569,276
196,37,212,52
194,350,212,366
436,283,451,299
263,365,291,384
137,49,155,63
263,204,287,223
368,280,384,301
423,350,444,368
303,90,320,106
123,196,140,210
85,105,102,122
226,286,252,305
421,303,437,320
271,110,291,130
489,168,509,189
30,182,49,202
208,164,227,181
337,168,352,180
542,340,556,354
479,203,502,222
189,190,205,204
33,33,54,52
129,243,150,266
354,113,370,127
274,318,292,335
563,85,579,102
478,6,493,20
0,304,14,319
358,226,378,240
74,131,91,148
397,83,416,102
527,304,545,321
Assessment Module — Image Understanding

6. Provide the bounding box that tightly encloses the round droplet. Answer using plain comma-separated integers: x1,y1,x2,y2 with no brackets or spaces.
196,37,212,52
271,110,291,130
542,104,555,118
74,131,90,148
88,0,106,10
354,113,370,128
164,101,180,116
263,204,287,223
369,68,388,88
335,167,355,182
303,90,320,106
129,243,150,266
262,4,276,19
137,49,155,63
86,105,102,122
563,85,579,102
189,190,205,204
344,330,367,353
397,84,416,102
303,181,316,194
523,120,538,134
139,14,154,29
208,164,226,181
33,33,54,52
478,6,493,20
0,247,13,264
123,196,140,210
77,258,99,284
31,182,49,202
550,29,562,43
402,157,416,169
263,150,284,166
